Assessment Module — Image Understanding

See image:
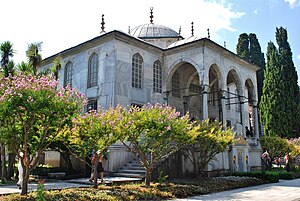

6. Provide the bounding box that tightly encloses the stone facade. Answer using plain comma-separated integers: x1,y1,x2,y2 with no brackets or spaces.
40,20,262,175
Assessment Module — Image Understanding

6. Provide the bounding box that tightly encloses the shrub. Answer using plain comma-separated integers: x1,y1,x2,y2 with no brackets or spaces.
229,171,279,183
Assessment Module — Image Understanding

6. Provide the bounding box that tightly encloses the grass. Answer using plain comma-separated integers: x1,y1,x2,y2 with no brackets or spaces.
0,176,267,201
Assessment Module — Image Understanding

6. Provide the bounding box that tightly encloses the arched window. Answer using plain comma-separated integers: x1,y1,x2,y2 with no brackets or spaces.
172,71,180,98
153,60,162,93
64,61,73,88
88,53,99,88
132,53,143,88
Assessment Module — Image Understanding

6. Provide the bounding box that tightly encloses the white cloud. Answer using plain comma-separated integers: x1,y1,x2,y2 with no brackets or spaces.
297,54,300,60
0,0,245,63
253,9,258,14
284,0,300,8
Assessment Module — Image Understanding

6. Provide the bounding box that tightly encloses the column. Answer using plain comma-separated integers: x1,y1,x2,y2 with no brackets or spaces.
239,96,245,138
220,90,227,127
202,86,209,120
183,96,190,115
253,102,259,140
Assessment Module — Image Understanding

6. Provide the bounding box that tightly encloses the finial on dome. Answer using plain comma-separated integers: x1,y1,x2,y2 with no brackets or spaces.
128,26,131,34
191,22,194,36
100,14,105,34
224,41,226,48
179,25,181,35
207,28,210,39
150,7,154,24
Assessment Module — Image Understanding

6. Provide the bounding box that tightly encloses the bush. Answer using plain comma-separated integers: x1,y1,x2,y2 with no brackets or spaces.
229,171,279,183
31,165,67,177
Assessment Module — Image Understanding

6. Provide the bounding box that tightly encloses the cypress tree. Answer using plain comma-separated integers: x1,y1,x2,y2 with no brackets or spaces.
260,42,282,136
249,33,266,103
275,27,300,137
260,27,300,138
236,33,250,61
236,33,265,102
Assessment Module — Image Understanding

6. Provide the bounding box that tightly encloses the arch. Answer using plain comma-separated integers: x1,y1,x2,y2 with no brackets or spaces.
132,53,143,89
226,68,242,95
208,64,223,90
167,58,204,86
153,60,162,93
64,61,73,88
244,77,256,102
87,52,99,88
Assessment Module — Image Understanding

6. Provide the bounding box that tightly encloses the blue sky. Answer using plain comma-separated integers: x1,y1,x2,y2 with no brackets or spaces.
0,0,299,82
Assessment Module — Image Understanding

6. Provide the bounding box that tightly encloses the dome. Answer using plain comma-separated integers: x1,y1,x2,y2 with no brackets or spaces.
131,23,182,39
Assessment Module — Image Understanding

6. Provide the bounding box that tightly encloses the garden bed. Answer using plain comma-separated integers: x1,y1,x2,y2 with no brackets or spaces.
1,176,268,201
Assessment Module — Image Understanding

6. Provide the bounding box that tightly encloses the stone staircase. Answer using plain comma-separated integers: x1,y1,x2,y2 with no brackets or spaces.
112,159,145,179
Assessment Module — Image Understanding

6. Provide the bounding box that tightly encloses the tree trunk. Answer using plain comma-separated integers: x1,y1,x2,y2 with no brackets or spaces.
61,151,74,173
145,168,151,187
21,165,30,195
92,155,99,188
1,143,6,181
8,153,16,179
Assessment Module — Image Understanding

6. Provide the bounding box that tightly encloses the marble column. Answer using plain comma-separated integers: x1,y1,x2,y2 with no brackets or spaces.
253,102,259,140
220,91,227,127
239,96,245,138
202,86,209,120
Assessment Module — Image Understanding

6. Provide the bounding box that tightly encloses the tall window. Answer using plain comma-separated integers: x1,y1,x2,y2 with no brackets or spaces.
64,61,73,88
172,71,180,98
88,53,99,88
86,99,98,112
153,60,162,93
132,53,143,88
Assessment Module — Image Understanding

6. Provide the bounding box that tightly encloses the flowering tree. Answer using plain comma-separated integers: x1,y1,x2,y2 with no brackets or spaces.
119,104,197,187
183,120,234,178
0,74,86,195
63,106,125,188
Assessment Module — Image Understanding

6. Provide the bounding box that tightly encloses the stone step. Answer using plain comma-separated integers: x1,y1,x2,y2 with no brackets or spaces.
118,169,146,174
121,166,144,170
112,172,145,178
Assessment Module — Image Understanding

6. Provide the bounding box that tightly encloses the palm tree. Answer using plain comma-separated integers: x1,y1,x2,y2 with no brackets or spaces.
26,42,42,75
51,56,62,80
0,41,15,77
16,61,33,75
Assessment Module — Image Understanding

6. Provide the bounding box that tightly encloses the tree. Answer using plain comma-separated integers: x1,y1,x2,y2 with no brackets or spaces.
236,33,265,102
0,74,86,195
0,41,15,180
236,33,250,61
51,56,62,80
0,41,15,78
260,27,299,138
275,27,300,136
260,136,293,169
62,106,124,188
249,33,266,102
16,61,33,75
183,120,234,178
119,104,197,187
26,42,42,75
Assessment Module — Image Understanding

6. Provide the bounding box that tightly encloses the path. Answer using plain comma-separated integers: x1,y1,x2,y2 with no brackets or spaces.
172,178,300,201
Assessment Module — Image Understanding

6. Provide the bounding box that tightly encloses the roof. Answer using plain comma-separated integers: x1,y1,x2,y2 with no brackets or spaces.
130,23,183,39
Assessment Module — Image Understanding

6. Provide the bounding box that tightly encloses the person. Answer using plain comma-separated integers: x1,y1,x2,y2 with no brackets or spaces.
284,153,290,172
245,126,251,137
17,152,24,189
89,151,104,183
97,154,104,183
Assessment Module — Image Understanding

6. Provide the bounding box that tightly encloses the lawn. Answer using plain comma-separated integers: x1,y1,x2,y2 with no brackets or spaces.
0,176,267,201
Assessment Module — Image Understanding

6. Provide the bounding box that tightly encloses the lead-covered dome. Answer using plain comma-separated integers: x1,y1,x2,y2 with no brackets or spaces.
131,23,182,39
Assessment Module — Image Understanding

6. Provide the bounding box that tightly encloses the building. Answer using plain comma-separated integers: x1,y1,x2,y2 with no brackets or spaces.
40,10,261,177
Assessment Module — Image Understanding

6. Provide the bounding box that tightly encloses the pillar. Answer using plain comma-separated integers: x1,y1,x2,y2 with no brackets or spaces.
253,102,259,140
202,87,208,120
220,91,227,127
